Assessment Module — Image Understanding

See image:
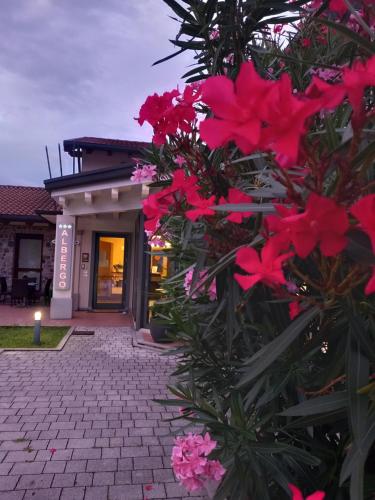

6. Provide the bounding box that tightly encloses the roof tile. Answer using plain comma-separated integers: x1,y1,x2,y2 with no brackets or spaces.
0,186,60,217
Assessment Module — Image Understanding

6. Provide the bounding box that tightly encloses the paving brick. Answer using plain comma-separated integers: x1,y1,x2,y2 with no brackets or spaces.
0,475,20,491
68,438,95,449
23,488,61,500
86,459,117,473
114,471,131,485
72,448,101,460
75,472,93,487
120,446,149,458
108,484,143,500
4,451,37,463
65,460,87,473
93,472,115,486
84,486,108,500
131,469,153,484
16,473,53,490
48,438,68,449
52,473,76,488
0,462,13,475
61,486,85,500
133,457,163,470
0,491,25,500
43,460,66,473
143,483,167,499
11,462,44,475
153,469,175,483
102,448,120,459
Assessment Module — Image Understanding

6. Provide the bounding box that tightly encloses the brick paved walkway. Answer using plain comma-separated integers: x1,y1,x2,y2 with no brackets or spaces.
0,328,207,500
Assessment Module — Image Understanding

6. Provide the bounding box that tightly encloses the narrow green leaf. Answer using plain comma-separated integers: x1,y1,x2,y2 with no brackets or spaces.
237,307,320,388
211,203,277,214
280,391,348,416
153,48,187,66
162,0,196,23
313,18,375,55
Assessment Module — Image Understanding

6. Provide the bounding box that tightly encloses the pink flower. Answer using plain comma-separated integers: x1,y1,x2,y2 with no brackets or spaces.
219,188,253,223
171,433,225,493
343,56,375,119
175,155,185,167
131,164,157,183
289,483,325,500
273,24,284,34
49,448,57,455
184,267,217,301
209,29,220,40
234,240,293,291
185,193,216,222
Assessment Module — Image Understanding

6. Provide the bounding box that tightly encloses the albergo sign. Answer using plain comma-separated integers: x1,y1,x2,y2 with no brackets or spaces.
54,223,74,291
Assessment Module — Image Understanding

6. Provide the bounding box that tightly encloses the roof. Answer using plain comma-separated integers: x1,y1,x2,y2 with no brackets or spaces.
0,186,61,221
64,136,151,156
44,164,134,192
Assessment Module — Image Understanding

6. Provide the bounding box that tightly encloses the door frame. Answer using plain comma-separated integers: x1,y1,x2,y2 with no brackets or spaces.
92,232,131,310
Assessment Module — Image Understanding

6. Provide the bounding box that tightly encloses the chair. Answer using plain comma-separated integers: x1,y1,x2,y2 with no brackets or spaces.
10,279,29,307
0,277,11,303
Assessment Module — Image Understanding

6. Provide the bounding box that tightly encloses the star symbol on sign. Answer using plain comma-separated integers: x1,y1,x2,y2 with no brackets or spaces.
67,225,72,229
58,224,63,229
63,224,67,228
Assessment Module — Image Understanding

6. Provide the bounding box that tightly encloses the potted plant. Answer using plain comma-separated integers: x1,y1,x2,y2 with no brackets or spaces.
149,299,174,343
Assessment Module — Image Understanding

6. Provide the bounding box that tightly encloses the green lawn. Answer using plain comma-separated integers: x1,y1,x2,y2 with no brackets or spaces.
0,326,69,348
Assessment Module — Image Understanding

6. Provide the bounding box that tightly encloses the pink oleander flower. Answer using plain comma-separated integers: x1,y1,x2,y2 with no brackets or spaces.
175,155,186,167
209,29,220,40
289,483,325,500
131,164,157,183
289,301,302,320
184,267,217,301
171,433,225,493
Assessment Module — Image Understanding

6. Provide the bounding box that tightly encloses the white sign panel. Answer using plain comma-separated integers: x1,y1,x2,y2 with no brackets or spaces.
54,223,74,291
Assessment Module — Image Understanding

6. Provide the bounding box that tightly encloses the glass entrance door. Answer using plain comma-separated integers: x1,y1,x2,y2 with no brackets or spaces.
93,233,127,309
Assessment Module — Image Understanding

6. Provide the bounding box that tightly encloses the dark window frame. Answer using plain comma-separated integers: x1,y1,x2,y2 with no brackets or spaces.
14,234,44,291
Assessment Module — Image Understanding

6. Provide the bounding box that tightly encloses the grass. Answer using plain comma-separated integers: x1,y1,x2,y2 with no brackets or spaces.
0,326,69,348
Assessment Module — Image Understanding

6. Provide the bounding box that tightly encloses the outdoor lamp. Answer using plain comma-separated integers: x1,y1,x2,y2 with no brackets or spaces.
34,311,42,345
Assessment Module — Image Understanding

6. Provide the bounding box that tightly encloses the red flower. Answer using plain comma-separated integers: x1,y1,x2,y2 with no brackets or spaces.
365,267,375,295
200,62,271,153
289,483,325,500
137,86,198,145
234,240,293,290
343,56,375,118
289,302,302,320
142,170,199,231
49,448,57,455
305,77,346,111
261,74,320,164
219,188,253,223
329,0,347,15
144,485,153,491
350,194,375,253
185,193,216,222
301,38,311,48
269,194,349,258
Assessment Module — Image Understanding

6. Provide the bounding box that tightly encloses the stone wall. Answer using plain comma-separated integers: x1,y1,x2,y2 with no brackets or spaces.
0,222,55,290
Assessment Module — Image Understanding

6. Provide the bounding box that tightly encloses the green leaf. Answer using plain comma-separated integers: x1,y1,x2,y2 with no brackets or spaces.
211,203,277,214
162,0,196,23
313,18,375,55
280,391,348,416
237,307,320,388
153,48,187,66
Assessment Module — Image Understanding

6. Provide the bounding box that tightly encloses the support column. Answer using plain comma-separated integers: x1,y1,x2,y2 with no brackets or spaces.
50,215,76,319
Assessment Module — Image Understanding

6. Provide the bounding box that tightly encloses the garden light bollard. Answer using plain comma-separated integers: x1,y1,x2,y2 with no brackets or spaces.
33,311,41,345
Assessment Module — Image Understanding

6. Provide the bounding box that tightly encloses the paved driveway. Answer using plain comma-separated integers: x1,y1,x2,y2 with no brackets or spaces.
0,328,206,500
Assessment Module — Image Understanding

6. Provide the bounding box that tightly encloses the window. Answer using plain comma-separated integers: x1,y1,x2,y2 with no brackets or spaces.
15,235,43,290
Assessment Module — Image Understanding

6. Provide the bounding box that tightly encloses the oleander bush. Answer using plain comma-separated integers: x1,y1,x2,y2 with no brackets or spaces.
135,1,375,498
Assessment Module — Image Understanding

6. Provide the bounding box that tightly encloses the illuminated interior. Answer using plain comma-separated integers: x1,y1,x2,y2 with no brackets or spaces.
147,240,172,321
96,236,125,305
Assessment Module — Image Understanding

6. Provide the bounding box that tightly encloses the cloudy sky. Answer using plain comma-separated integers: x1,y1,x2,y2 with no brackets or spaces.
0,0,192,186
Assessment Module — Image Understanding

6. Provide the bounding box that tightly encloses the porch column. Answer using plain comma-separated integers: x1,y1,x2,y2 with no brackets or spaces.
50,215,76,319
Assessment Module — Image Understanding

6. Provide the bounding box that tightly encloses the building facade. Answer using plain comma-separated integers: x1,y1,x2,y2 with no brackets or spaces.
44,137,155,329
0,186,60,296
